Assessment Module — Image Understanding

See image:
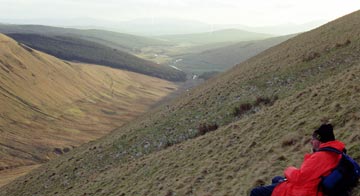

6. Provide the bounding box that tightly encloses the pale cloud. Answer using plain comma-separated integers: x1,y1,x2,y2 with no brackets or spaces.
0,0,359,25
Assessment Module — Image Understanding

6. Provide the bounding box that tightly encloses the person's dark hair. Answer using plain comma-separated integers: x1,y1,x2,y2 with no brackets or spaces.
312,124,335,143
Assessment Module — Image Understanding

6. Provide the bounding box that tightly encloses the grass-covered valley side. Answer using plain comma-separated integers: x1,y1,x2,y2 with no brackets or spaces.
173,34,295,74
0,24,171,54
3,33,186,82
1,10,360,196
0,33,178,187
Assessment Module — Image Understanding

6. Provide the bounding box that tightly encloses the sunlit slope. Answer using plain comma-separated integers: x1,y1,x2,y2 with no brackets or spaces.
1,10,360,196
0,33,177,179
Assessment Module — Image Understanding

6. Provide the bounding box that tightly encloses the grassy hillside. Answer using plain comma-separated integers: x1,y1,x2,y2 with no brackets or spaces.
0,33,178,187
156,29,273,44
0,24,171,53
1,10,360,196
174,34,295,74
4,33,186,82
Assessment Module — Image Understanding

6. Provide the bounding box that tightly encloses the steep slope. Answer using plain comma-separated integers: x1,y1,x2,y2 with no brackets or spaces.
175,34,295,74
156,29,273,44
3,33,186,82
0,34,177,186
1,10,360,196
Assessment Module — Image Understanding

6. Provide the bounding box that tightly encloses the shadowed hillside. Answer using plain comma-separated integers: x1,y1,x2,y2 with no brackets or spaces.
4,33,186,82
0,34,178,187
1,10,360,196
174,34,295,74
0,24,171,53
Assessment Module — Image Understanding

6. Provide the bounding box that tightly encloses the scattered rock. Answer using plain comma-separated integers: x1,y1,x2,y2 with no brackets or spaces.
53,148,63,155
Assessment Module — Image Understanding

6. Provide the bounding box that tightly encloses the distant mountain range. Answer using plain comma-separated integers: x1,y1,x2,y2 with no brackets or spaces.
0,17,326,36
214,20,327,35
155,29,273,44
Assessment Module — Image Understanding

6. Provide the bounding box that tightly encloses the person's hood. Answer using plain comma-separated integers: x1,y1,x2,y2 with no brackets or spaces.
319,140,345,151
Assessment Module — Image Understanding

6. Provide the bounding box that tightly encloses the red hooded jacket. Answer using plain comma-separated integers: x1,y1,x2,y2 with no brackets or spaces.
271,140,345,196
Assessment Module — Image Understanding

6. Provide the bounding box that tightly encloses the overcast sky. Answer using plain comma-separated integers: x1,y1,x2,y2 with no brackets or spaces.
0,0,359,26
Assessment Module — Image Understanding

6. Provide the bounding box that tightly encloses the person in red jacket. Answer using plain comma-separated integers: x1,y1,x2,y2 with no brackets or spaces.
250,124,345,196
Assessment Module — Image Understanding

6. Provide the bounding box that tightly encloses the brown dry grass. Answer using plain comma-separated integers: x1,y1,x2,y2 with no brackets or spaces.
0,34,177,186
0,165,40,187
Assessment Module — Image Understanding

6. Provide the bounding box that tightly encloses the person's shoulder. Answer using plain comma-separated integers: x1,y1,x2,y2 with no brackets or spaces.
321,140,345,152
304,153,312,160
304,152,327,162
